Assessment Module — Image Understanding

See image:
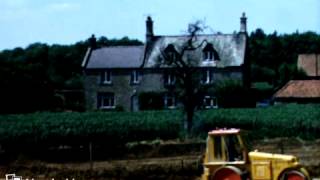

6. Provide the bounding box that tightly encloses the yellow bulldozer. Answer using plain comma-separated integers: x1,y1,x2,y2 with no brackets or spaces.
201,129,310,180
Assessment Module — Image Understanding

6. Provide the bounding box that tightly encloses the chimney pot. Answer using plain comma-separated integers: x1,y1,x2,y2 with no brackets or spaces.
146,16,154,43
240,12,247,33
89,34,97,49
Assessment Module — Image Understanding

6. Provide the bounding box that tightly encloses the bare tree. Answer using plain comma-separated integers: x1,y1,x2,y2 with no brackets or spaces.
159,21,213,134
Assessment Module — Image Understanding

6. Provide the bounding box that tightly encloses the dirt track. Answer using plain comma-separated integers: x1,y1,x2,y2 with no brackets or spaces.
1,138,320,179
0,156,201,180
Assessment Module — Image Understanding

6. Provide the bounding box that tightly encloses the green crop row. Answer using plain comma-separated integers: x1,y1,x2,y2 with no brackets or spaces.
193,104,320,139
0,111,182,146
0,104,320,147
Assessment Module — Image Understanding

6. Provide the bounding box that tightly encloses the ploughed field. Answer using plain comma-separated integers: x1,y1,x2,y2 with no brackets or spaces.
0,138,320,180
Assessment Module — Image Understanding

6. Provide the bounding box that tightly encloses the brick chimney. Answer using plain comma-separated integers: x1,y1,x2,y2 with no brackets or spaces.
240,12,247,33
89,34,97,49
146,16,154,43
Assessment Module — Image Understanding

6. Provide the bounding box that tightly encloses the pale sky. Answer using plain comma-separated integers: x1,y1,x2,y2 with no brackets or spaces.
0,0,319,50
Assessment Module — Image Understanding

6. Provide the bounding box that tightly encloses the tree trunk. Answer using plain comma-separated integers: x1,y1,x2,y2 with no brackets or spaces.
89,141,93,170
186,108,194,133
183,74,195,135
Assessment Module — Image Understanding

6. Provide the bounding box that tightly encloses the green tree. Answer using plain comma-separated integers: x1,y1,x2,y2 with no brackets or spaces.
0,36,143,113
248,29,320,86
214,79,254,108
277,63,307,88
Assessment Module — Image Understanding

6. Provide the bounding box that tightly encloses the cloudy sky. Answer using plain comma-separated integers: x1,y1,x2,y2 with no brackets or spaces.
0,0,319,50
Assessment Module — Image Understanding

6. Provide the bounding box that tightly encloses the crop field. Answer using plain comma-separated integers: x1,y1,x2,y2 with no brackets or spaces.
0,104,320,148
1,138,320,179
0,104,320,179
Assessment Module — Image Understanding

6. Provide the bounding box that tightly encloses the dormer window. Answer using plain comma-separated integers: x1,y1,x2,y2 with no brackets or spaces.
167,51,177,61
202,43,220,62
204,51,213,61
164,44,178,63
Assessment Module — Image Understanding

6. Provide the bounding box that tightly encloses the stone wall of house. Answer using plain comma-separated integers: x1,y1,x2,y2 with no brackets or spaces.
84,67,243,111
85,70,134,111
84,69,167,111
138,69,167,92
212,67,243,82
84,71,99,111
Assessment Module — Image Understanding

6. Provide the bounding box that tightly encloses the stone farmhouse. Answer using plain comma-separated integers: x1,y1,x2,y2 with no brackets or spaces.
82,13,249,111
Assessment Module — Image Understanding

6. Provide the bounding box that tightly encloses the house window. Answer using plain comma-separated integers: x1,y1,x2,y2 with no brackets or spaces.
164,72,176,86
164,94,176,109
203,96,218,109
97,93,115,109
131,70,140,84
164,44,178,63
167,51,177,61
203,51,213,61
202,43,220,62
201,70,213,84
101,70,112,84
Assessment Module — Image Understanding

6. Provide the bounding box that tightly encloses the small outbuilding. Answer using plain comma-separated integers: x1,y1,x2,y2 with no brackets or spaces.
273,80,320,104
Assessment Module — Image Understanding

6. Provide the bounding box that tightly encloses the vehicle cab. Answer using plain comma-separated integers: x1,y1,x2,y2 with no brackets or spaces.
201,128,310,180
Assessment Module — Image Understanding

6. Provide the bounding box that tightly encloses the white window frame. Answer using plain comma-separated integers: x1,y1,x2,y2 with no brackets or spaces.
203,96,218,109
102,70,112,84
131,70,140,84
201,70,212,84
98,93,115,109
203,51,214,62
165,73,175,85
164,94,176,109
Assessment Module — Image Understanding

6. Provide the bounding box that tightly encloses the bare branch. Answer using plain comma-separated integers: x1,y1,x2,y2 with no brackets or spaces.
157,20,212,133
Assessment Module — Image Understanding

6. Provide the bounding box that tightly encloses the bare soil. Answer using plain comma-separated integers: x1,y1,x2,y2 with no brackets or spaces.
0,138,320,179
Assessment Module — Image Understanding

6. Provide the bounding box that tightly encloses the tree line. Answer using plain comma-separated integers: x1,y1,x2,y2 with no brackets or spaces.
0,29,319,114
249,29,320,87
0,36,142,114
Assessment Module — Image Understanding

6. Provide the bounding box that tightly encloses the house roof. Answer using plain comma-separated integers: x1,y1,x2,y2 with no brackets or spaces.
85,46,145,69
274,80,320,98
142,33,247,68
297,54,320,76
83,33,246,69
